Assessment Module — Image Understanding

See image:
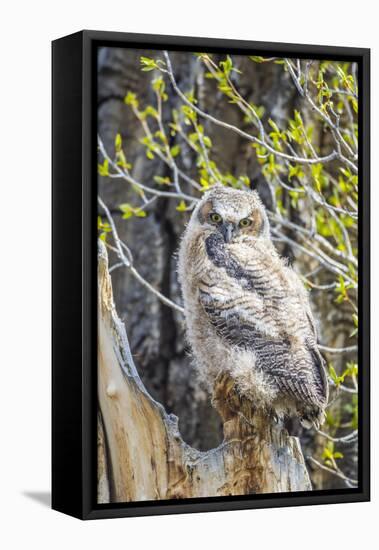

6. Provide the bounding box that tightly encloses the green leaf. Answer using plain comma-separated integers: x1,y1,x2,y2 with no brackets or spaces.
249,56,265,63
329,364,339,385
322,441,340,464
119,202,147,220
154,175,171,185
239,175,250,187
98,216,111,240
97,216,111,232
119,203,132,213
268,118,280,133
116,150,132,170
142,105,159,119
181,104,197,123
140,56,158,71
176,200,188,212
220,55,233,76
288,164,304,181
184,90,198,105
98,159,109,177
170,144,181,158
200,177,210,189
203,136,212,148
124,91,139,108
152,76,166,98
294,110,304,127
115,133,122,152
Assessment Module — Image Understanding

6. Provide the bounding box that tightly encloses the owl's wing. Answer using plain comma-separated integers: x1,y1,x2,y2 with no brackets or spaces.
200,233,328,409
291,272,329,406
304,311,329,405
200,286,327,410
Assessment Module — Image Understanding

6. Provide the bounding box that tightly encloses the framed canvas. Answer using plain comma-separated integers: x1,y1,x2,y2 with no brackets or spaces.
52,30,370,520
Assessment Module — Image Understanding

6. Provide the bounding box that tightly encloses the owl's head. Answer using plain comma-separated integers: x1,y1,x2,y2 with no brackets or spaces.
191,186,270,244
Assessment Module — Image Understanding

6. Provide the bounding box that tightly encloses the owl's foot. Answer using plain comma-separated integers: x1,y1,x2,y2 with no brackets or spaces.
300,407,326,430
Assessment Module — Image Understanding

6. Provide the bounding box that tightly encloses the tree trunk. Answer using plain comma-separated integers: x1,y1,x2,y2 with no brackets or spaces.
98,47,223,451
97,240,311,502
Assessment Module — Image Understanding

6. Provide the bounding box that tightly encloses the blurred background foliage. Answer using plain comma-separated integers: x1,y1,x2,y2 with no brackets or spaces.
97,47,358,490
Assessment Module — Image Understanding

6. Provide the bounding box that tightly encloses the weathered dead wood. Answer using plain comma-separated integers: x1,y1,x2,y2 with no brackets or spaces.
97,413,110,504
97,240,311,502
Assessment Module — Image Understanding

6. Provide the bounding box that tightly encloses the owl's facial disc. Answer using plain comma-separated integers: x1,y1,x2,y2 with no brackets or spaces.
197,196,266,242
209,214,247,243
200,206,237,243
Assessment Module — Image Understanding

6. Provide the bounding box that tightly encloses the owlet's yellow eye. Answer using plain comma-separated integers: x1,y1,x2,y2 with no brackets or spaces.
210,212,222,224
239,218,252,228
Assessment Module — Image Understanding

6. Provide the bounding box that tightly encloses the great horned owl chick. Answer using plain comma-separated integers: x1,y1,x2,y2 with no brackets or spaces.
178,185,328,428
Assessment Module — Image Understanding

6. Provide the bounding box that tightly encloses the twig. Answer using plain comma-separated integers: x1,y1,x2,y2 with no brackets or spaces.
271,228,356,285
98,135,196,203
307,456,358,487
163,51,340,167
315,429,358,445
99,196,185,315
318,344,357,354
269,212,357,266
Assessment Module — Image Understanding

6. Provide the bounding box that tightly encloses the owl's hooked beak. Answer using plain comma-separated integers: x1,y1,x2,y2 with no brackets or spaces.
219,222,236,243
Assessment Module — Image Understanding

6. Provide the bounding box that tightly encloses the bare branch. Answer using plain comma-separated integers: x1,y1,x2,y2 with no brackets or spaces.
307,456,358,488
98,196,185,315
271,228,356,285
318,344,357,354
98,135,197,204
163,51,340,167
315,429,358,445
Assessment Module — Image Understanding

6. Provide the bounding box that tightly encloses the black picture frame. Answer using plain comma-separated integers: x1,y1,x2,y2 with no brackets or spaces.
52,30,370,520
